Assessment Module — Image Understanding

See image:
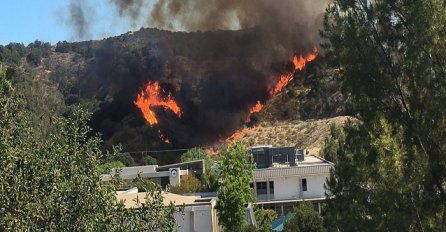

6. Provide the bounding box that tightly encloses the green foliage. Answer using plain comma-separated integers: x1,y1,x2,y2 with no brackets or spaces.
322,0,446,230
27,40,51,57
141,155,158,165
320,124,345,163
26,48,42,66
169,174,202,194
112,179,179,231
216,142,255,231
323,119,438,231
182,147,219,191
254,208,278,232
0,43,26,65
98,161,125,174
181,147,208,163
55,41,73,53
284,202,326,232
0,68,177,231
241,224,259,232
116,152,134,166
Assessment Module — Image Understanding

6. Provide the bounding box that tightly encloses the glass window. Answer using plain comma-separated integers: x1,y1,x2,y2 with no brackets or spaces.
269,181,274,194
256,182,267,195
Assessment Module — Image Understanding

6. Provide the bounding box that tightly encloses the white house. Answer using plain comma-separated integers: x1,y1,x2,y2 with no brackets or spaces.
250,145,333,216
116,188,222,232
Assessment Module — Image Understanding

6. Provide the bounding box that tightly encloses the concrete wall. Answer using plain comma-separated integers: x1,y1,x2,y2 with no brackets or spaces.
301,174,329,199
273,177,300,200
256,174,329,201
174,204,221,232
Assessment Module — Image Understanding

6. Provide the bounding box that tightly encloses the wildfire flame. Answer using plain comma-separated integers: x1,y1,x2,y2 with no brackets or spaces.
225,126,260,144
269,47,318,96
134,81,182,127
246,100,264,123
232,47,318,144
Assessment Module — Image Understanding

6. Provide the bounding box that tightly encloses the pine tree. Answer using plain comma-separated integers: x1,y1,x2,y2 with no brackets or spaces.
322,0,446,230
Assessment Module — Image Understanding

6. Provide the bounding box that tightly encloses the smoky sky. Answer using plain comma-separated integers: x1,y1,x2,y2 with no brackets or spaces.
68,0,329,53
68,0,93,39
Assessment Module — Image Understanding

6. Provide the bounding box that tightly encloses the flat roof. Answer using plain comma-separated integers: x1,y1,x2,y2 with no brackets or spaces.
298,155,332,166
115,191,215,208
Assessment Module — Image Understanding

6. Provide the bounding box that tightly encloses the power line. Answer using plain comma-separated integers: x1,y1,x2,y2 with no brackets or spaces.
111,145,218,155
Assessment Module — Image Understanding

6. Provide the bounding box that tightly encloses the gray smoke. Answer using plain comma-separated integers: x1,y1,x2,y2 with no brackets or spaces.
108,0,144,21
110,0,329,61
67,0,329,58
68,0,93,39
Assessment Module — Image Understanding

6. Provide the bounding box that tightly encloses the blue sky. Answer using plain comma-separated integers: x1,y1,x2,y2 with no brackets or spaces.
0,0,140,45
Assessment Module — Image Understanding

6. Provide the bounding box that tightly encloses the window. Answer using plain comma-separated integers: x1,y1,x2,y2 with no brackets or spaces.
269,181,274,194
302,178,307,191
256,182,267,195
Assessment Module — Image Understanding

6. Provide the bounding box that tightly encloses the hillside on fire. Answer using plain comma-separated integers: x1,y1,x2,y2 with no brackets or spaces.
2,0,446,231
0,27,345,161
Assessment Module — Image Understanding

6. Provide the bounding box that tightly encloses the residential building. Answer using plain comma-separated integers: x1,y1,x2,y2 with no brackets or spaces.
116,187,222,232
101,160,205,188
250,145,333,216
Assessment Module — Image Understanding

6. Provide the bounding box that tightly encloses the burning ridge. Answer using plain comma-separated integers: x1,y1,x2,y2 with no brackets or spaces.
134,48,318,145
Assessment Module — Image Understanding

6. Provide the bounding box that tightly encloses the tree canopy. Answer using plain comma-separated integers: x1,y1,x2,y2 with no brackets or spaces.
216,142,255,231
254,208,278,232
0,67,177,231
322,0,446,231
284,202,326,232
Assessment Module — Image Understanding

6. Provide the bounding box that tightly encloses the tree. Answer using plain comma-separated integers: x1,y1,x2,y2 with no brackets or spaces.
0,67,177,231
322,0,446,230
141,154,158,165
98,161,125,174
254,208,278,232
216,142,255,231
319,124,345,163
284,202,326,232
116,152,134,166
26,48,42,66
55,41,73,53
182,147,219,191
169,174,202,194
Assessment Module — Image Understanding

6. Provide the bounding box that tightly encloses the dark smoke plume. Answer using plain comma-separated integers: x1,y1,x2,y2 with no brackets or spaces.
62,0,330,152
111,0,329,62
68,0,93,39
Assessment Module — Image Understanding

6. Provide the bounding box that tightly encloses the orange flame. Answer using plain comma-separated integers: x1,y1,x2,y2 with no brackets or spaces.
225,126,260,144
246,100,264,123
230,47,318,144
269,47,318,96
134,81,182,127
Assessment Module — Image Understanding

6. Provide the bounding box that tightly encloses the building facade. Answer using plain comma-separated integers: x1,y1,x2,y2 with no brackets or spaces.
116,188,222,232
250,146,333,216
101,160,205,188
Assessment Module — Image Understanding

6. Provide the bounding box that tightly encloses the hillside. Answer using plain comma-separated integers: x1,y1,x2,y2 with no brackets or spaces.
0,27,346,157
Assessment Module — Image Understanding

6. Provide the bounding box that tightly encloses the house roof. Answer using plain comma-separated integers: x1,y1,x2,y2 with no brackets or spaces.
115,190,214,208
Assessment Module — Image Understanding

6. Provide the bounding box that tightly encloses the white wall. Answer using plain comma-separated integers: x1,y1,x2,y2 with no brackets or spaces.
273,177,300,200
174,205,220,232
256,174,329,201
301,175,329,199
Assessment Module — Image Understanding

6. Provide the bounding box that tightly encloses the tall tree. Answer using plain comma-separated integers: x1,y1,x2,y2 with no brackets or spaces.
216,142,255,231
0,67,177,231
322,0,446,230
